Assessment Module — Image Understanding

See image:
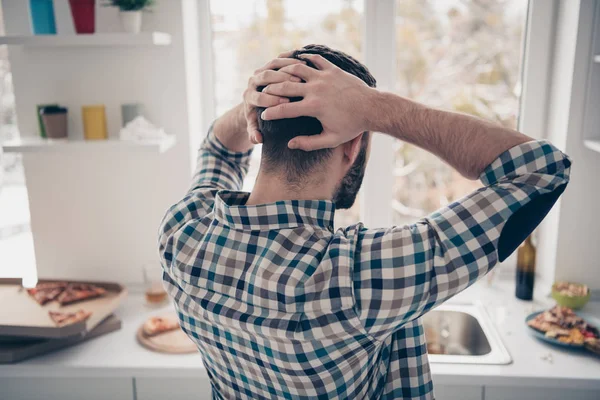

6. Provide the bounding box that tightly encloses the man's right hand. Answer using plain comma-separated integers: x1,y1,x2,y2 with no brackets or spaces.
260,54,378,151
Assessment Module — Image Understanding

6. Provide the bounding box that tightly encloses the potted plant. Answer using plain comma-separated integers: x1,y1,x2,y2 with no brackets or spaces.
104,0,154,34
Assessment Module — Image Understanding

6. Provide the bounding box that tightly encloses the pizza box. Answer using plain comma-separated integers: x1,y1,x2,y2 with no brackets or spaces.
0,314,121,363
0,278,127,339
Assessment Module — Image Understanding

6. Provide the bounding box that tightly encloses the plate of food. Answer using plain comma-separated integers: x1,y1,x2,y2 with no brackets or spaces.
551,281,591,310
526,305,600,355
136,315,197,354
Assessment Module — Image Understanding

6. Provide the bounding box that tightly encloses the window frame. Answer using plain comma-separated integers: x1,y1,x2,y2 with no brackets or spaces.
198,0,556,232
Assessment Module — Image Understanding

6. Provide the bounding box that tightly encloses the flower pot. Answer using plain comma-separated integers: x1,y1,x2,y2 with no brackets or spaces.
82,105,108,140
68,0,96,34
120,11,142,34
40,106,69,139
29,0,57,35
121,103,145,127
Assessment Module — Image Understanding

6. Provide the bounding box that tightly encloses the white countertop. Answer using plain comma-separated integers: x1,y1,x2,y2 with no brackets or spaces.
1,280,599,390
433,281,600,389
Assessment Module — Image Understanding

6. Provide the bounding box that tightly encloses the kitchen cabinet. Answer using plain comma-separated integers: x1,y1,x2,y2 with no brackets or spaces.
485,386,600,400
0,377,132,400
433,384,482,400
135,380,483,400
135,377,213,400
583,0,600,153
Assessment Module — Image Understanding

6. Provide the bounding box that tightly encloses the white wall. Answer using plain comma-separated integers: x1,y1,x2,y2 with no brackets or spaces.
537,0,600,290
2,0,200,284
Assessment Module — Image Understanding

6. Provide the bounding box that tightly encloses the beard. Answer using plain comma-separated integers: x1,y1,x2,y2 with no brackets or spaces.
332,143,368,210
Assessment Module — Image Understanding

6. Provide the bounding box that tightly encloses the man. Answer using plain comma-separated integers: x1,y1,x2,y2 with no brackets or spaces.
159,45,571,399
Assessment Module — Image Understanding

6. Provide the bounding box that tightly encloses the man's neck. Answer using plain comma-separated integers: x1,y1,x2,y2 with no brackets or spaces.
246,171,335,205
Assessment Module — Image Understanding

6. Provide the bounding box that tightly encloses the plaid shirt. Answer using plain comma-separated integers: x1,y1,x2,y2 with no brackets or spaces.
159,127,571,400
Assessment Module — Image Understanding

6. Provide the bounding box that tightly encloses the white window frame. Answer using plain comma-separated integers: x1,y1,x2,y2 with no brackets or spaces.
197,0,557,231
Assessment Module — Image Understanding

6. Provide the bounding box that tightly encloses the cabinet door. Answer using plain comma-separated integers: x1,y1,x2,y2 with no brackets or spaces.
433,384,483,400
485,386,600,400
0,377,133,400
135,377,213,400
136,380,484,400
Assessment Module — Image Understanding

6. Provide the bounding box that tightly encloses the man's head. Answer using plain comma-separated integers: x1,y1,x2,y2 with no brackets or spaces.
257,44,376,209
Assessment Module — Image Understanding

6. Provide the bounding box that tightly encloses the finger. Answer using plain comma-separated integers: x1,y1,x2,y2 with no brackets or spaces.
263,82,306,98
298,53,335,71
261,57,304,72
261,101,312,121
277,50,296,58
278,64,319,81
247,90,289,108
246,110,263,144
251,70,301,88
288,133,340,151
254,130,263,144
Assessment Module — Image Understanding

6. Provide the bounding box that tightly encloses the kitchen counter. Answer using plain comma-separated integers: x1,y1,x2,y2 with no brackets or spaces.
433,281,600,390
1,279,599,395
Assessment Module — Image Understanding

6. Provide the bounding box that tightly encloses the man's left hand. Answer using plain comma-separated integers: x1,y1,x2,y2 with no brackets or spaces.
243,56,305,144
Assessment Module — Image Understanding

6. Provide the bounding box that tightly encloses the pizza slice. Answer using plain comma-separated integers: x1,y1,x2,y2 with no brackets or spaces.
57,283,107,306
34,281,68,291
49,309,92,327
27,282,68,305
143,316,180,337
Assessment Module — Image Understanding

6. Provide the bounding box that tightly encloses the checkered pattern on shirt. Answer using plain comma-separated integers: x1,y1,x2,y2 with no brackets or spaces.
159,128,571,400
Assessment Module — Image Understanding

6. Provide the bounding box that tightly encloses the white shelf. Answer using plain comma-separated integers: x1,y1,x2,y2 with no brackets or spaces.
584,139,600,153
594,55,600,63
2,136,176,154
0,32,171,47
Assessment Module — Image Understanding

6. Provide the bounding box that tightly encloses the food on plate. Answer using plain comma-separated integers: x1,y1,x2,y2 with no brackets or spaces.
553,282,589,297
552,281,591,309
143,316,180,337
585,338,600,356
57,283,107,306
49,309,92,327
556,328,585,345
527,305,599,345
426,342,444,355
26,281,68,305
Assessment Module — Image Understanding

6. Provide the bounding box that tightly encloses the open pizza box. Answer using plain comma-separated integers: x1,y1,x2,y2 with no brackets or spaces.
0,278,127,339
0,314,122,364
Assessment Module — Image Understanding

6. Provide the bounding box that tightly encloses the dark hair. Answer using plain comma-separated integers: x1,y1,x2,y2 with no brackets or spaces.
257,44,376,184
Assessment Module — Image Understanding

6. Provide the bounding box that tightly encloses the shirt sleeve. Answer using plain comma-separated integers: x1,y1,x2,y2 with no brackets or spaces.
158,125,253,269
352,140,571,339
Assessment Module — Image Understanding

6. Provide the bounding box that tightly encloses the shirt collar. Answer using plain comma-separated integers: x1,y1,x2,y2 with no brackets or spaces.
214,190,336,231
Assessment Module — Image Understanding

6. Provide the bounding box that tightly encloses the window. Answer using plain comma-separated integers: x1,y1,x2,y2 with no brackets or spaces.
0,3,36,284
205,0,531,230
210,0,364,228
392,0,528,225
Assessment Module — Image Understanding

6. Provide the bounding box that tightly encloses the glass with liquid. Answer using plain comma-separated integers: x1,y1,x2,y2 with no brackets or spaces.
142,263,168,306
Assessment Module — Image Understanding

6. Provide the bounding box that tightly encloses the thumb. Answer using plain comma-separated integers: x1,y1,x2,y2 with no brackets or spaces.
288,132,340,151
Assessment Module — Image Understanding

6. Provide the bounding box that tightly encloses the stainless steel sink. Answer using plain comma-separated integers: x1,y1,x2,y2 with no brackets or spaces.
422,303,512,364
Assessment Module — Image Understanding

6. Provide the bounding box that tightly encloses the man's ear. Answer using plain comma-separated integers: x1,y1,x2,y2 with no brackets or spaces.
342,133,364,165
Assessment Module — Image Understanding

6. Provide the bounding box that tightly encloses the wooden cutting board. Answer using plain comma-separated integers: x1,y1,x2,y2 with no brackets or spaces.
0,278,127,339
136,316,197,354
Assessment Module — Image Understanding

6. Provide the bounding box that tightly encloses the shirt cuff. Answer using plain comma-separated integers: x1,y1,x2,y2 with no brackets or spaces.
201,124,254,165
479,139,571,186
